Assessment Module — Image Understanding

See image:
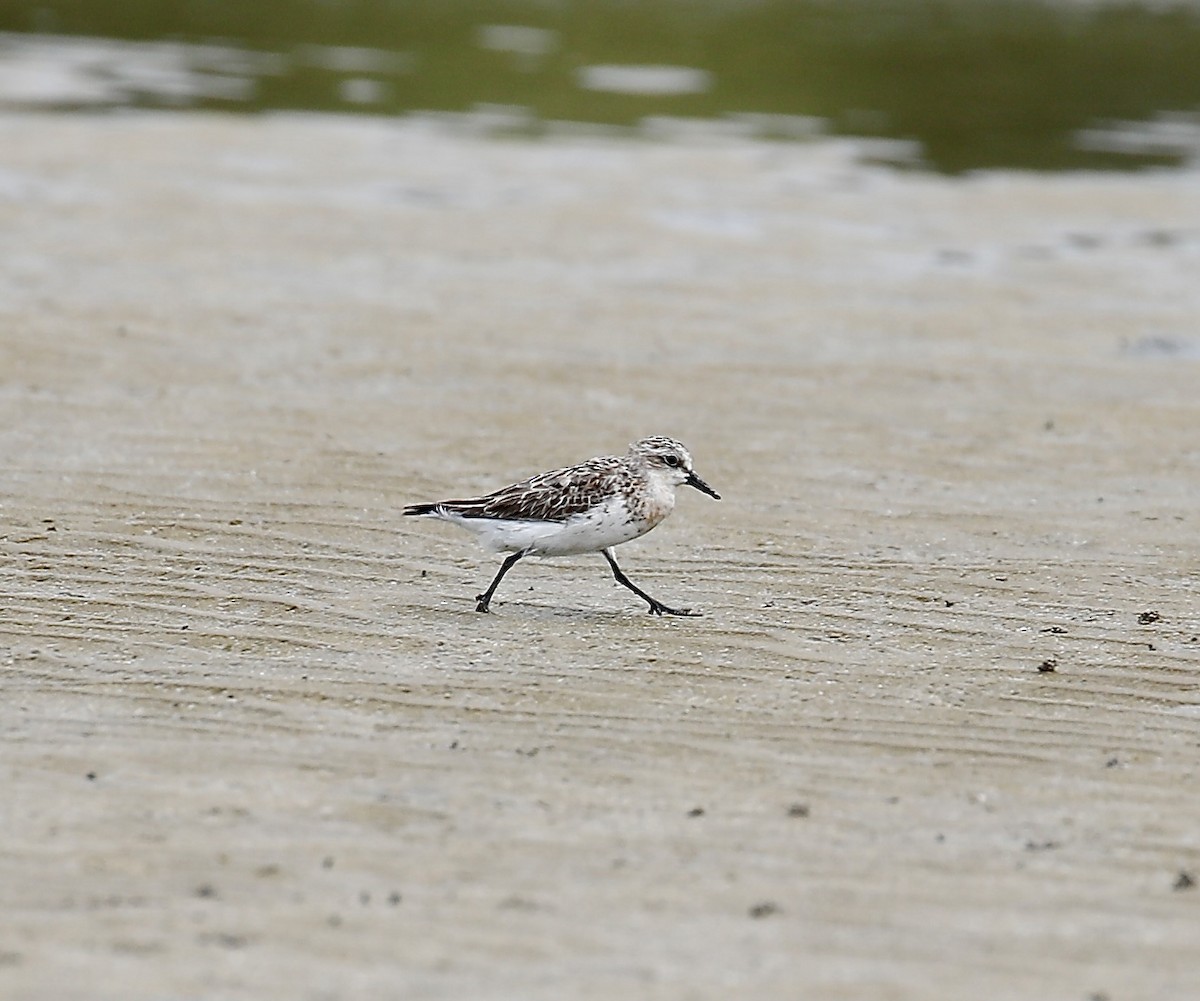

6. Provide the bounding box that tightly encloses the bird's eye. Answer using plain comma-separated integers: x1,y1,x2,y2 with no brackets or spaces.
663,455,680,467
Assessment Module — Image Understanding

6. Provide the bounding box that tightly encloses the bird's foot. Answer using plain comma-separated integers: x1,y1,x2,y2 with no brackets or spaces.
647,600,701,617
475,594,493,613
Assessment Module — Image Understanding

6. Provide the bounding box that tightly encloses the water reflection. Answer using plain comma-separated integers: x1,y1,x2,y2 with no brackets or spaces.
577,65,713,97
1,0,1199,172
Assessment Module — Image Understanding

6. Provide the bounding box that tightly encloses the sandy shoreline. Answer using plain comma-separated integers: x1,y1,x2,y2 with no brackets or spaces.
2,110,1199,999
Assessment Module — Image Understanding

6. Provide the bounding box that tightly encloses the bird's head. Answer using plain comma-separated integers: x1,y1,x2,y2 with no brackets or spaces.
629,436,720,500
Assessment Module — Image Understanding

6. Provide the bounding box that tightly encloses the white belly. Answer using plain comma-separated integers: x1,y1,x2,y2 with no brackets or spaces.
450,497,657,557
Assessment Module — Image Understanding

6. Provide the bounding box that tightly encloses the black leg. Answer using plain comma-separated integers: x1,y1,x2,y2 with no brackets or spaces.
602,548,700,617
476,551,524,612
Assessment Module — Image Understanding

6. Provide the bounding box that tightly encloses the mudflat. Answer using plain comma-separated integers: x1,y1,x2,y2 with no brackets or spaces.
2,111,1198,1000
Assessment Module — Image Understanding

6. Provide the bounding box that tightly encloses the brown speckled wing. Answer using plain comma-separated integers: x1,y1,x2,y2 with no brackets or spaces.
438,457,627,523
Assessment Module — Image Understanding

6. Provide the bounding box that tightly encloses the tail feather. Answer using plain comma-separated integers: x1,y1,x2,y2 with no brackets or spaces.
406,499,495,518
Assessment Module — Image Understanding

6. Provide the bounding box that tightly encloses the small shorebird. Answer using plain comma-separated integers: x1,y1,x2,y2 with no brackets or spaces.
404,436,720,615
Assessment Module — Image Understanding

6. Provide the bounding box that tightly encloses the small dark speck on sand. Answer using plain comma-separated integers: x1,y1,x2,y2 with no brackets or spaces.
1138,610,1161,625
749,902,780,919
1173,870,1196,892
1038,659,1057,673
1141,229,1178,247
1066,232,1102,250
687,806,705,817
203,932,247,949
787,803,810,818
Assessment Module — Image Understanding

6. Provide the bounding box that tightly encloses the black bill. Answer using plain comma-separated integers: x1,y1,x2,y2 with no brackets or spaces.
685,471,721,500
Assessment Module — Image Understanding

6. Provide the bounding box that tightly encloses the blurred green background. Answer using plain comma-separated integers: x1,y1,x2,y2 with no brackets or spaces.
2,0,1199,172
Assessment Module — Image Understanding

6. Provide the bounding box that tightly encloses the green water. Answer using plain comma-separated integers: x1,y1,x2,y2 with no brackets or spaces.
3,0,1200,172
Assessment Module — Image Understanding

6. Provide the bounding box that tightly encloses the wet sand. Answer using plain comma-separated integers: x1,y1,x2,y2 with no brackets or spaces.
2,111,1199,999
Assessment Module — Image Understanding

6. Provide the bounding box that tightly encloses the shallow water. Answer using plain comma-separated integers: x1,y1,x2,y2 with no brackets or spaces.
2,0,1200,171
